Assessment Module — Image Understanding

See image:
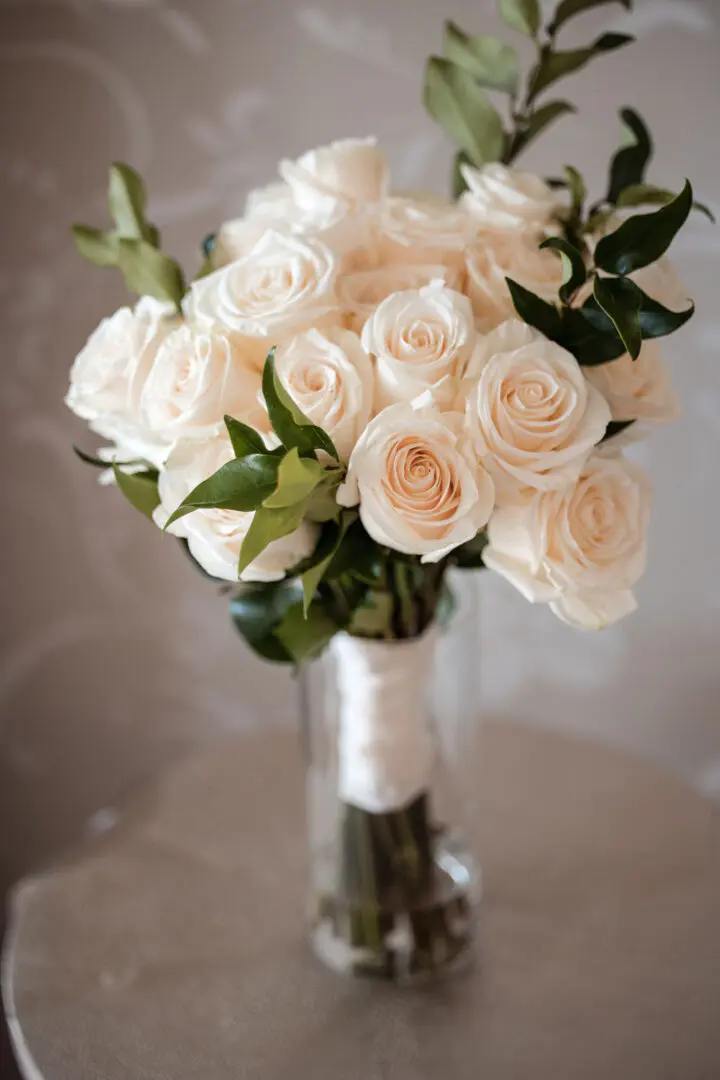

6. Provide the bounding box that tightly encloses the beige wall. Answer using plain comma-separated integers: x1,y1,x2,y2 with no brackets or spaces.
1,0,719,891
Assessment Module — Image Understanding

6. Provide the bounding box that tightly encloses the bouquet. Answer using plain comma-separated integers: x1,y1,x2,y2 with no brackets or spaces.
66,0,710,980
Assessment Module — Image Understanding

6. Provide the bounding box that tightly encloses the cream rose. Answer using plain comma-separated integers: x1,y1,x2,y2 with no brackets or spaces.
464,231,565,332
184,230,340,344
141,324,267,442
66,295,178,467
378,196,477,269
279,136,389,228
585,340,681,426
465,319,611,505
460,163,559,234
338,399,495,561
361,280,476,409
212,218,273,269
154,435,318,583
271,327,374,460
483,453,651,629
337,262,462,333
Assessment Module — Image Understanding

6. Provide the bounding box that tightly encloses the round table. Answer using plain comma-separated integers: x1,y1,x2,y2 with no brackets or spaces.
3,723,720,1080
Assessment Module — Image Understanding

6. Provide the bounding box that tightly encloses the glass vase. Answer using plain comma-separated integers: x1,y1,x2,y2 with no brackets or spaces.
301,573,481,983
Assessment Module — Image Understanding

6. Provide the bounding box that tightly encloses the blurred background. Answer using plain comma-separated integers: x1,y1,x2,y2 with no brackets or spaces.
0,0,718,903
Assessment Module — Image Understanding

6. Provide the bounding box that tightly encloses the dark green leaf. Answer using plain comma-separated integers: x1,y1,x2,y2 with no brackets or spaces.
108,162,156,242
274,600,339,665
164,454,280,529
224,415,268,458
443,22,519,93
540,236,587,302
593,276,642,359
508,100,576,161
451,150,473,198
300,512,355,614
617,182,715,222
262,350,338,460
348,589,394,638
548,0,632,36
594,179,693,274
506,278,563,336
116,238,186,309
73,445,109,469
112,465,160,520
263,447,326,509
607,108,652,204
637,292,695,339
564,164,587,219
498,0,541,37
326,518,383,583
423,57,505,167
601,419,636,442
202,232,216,257
556,301,626,365
229,579,304,663
237,502,307,577
71,225,118,267
451,530,488,569
527,34,634,104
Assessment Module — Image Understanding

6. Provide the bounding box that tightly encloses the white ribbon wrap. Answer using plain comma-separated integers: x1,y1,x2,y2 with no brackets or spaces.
332,628,437,813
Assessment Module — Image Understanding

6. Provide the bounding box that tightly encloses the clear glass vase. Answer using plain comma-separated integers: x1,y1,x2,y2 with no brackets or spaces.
301,573,481,983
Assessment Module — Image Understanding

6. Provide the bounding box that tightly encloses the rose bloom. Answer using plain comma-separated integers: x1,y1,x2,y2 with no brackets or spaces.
154,435,317,582
464,231,565,332
338,398,495,561
483,453,652,629
141,323,267,443
585,340,681,426
184,230,340,347
66,295,178,467
465,319,611,505
337,262,462,333
362,280,476,409
378,195,477,269
271,327,374,460
459,162,559,234
279,136,390,228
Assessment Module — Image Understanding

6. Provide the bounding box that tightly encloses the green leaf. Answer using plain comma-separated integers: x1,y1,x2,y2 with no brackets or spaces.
451,530,488,569
564,164,587,219
112,465,160,520
506,278,563,337
108,162,156,242
594,179,693,275
305,477,342,523
498,0,541,37
71,225,118,267
606,108,652,205
300,513,355,614
223,415,268,458
593,276,642,359
73,445,110,469
116,238,185,309
348,589,394,638
601,419,636,442
636,292,695,339
164,454,280,529
451,151,472,198
540,236,587,302
326,518,383,583
617,182,715,222
548,0,632,36
261,350,338,460
556,302,627,365
263,447,326,509
443,22,519,93
423,57,505,167
527,34,634,104
229,579,303,664
508,100,576,161
237,502,307,577
274,600,339,665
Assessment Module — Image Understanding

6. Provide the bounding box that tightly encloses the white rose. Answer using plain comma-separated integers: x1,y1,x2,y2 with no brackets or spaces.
245,181,298,222
338,399,495,561
464,231,565,332
459,163,559,234
184,230,340,345
212,219,273,268
585,340,681,426
483,453,651,629
271,328,373,460
465,319,611,505
378,196,477,269
141,324,267,442
361,281,476,409
154,435,318,583
66,295,178,467
279,136,389,228
337,262,462,332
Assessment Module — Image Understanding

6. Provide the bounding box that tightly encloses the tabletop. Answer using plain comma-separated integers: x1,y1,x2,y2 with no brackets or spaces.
3,722,720,1080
